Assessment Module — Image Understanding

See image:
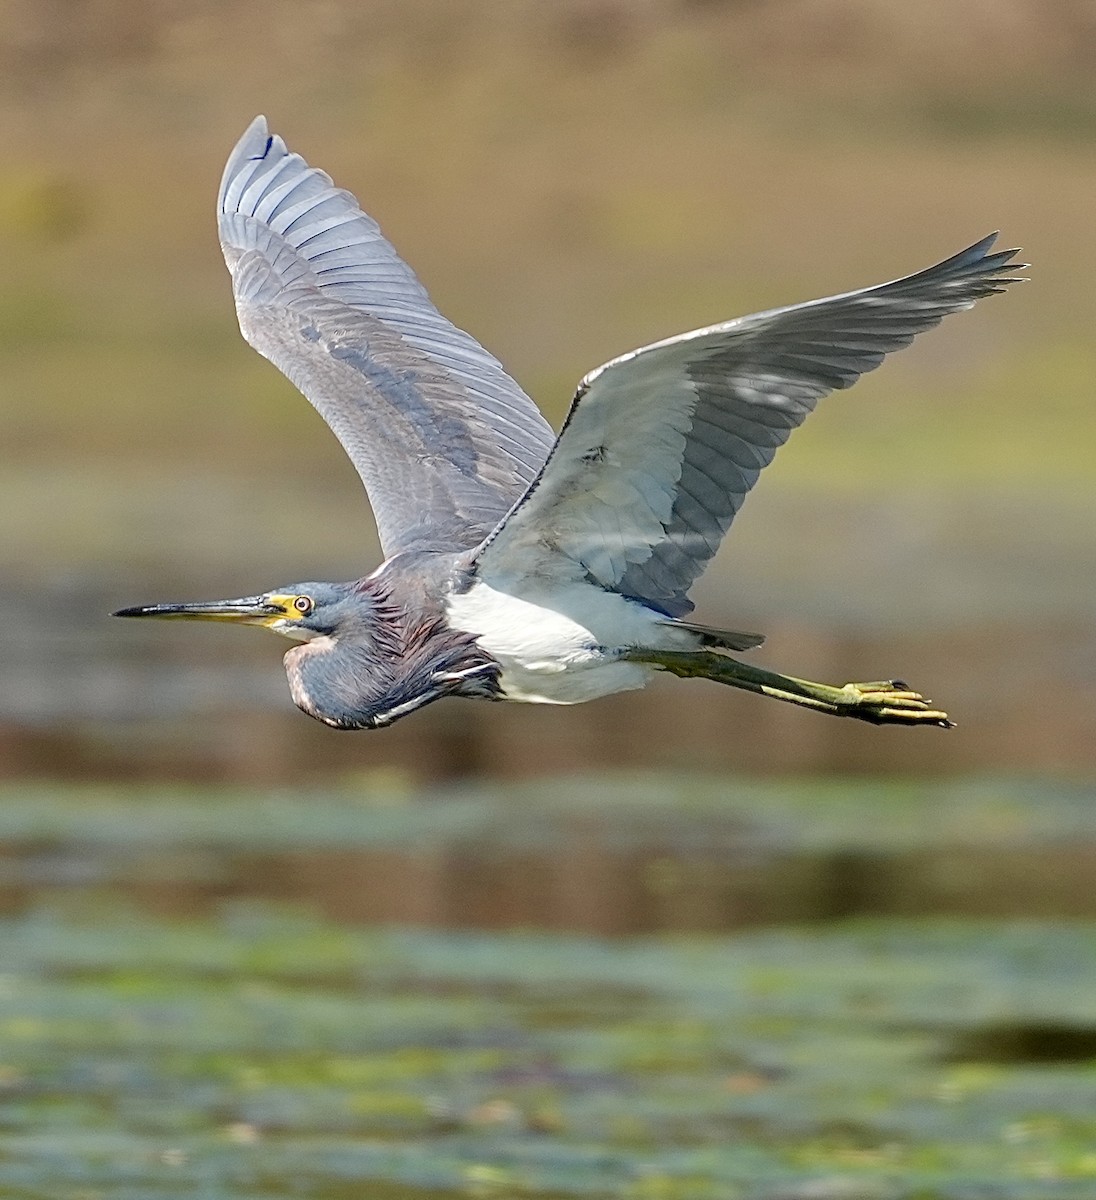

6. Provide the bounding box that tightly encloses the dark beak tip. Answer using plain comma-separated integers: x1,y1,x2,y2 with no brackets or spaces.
109,597,281,621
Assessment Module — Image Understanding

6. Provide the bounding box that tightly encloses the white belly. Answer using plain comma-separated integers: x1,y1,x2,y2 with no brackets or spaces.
445,578,692,704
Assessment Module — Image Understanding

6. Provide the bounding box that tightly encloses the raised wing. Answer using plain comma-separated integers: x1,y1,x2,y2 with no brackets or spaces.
476,235,1025,615
218,116,555,556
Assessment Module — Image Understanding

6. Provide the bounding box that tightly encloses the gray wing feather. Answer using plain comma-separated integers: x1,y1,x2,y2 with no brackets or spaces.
477,235,1025,614
218,116,555,556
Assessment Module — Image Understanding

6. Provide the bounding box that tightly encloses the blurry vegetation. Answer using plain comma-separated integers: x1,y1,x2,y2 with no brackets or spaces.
1,775,1096,931
2,0,1095,491
0,898,1094,1197
0,170,90,243
0,774,1093,1197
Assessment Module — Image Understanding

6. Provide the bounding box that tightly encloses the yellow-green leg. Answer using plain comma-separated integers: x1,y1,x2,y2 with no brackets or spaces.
627,649,953,728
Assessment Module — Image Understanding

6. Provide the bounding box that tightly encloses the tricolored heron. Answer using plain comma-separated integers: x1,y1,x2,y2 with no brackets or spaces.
115,117,1026,731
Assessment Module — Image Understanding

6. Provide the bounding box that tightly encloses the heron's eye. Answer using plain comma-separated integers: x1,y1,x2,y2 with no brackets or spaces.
293,595,314,615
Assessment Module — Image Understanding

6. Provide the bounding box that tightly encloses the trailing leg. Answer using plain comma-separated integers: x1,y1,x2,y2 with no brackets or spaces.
626,648,953,728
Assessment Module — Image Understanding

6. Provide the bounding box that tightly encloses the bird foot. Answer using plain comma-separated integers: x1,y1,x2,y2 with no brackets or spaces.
835,680,954,728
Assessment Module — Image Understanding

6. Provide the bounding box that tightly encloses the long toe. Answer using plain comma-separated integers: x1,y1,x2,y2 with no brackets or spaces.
841,681,953,728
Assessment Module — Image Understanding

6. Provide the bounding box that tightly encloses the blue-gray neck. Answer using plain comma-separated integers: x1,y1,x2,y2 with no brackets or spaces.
283,589,499,730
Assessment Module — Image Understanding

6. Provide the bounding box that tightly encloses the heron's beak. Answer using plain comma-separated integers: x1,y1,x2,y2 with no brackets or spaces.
112,595,289,626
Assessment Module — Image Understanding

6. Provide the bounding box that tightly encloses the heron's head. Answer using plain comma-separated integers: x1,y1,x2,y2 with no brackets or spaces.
114,579,499,730
113,580,369,642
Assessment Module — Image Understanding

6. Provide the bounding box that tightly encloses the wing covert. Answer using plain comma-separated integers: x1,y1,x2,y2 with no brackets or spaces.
218,116,556,555
476,235,1026,614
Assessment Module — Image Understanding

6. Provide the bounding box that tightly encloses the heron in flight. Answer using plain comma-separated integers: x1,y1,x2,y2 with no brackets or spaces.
116,117,1025,731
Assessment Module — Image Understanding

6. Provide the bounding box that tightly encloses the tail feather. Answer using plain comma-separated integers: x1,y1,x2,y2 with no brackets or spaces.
668,619,765,652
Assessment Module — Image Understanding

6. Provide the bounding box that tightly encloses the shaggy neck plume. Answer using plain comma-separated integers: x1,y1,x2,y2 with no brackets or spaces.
284,604,499,730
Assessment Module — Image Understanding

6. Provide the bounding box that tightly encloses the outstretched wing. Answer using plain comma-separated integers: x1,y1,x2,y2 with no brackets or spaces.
476,235,1025,615
218,116,556,556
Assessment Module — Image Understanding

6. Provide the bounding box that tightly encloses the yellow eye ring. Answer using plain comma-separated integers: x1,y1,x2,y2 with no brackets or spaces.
293,595,314,615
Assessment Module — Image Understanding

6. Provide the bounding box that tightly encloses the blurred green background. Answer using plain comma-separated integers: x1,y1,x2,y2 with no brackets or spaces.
2,2,1096,1198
